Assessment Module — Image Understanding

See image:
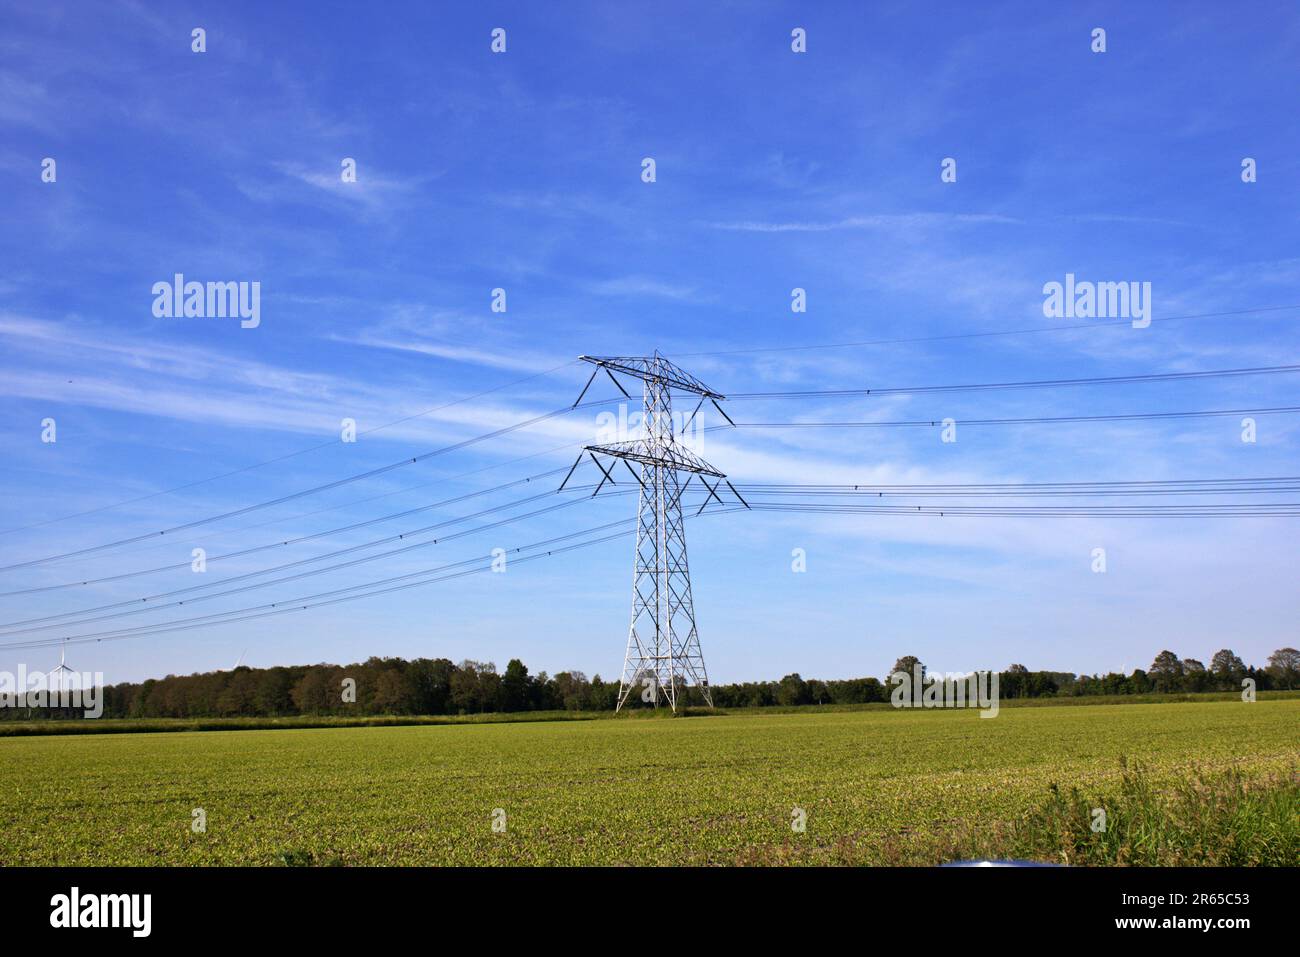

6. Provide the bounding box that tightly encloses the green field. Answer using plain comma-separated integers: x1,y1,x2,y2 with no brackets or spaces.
1,699,1296,866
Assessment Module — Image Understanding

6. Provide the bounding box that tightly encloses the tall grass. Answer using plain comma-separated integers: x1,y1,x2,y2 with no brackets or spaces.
946,760,1298,866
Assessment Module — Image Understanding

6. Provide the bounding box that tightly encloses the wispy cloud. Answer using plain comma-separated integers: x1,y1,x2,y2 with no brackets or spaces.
0,70,59,133
586,276,713,302
336,333,567,374
0,314,576,445
701,213,1021,233
232,161,438,213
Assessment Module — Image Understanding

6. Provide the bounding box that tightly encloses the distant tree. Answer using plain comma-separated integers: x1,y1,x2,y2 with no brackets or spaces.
860,677,886,702
890,656,924,683
1098,672,1128,695
1025,672,1060,698
1044,671,1077,694
1181,658,1209,693
158,678,190,717
450,661,483,713
478,664,501,712
550,670,590,711
1000,663,1031,698
214,669,257,716
1245,665,1273,693
291,667,332,714
531,671,557,711
776,673,809,707
372,669,412,714
827,676,882,704
589,674,618,711
1209,649,1246,689
1266,648,1300,690
402,658,451,714
13,639,1286,727
500,659,531,712
1148,650,1184,692
254,668,294,715
132,678,158,717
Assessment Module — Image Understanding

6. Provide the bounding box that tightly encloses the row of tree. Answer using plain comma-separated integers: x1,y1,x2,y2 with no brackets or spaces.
6,646,1296,721
884,649,1300,699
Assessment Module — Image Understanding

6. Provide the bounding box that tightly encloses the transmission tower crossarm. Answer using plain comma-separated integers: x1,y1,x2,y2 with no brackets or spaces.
585,441,726,479
577,354,725,399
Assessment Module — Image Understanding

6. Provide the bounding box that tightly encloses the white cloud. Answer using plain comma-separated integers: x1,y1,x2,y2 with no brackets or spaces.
586,276,712,302
702,212,1021,233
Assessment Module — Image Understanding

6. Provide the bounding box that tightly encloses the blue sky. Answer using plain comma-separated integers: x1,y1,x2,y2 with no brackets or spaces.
1,1,1297,686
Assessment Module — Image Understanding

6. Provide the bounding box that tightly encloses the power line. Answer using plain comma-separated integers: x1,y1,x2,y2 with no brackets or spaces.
731,477,1300,499
677,304,1300,358
0,523,636,650
738,475,1294,488
0,359,581,537
31,437,594,571
745,503,1300,516
713,406,1300,430
28,400,1285,576
739,488,1300,498
11,333,1299,663
12,467,1291,631
727,364,1300,399
0,509,742,652
0,398,619,574
7,488,1283,650
0,467,572,596
0,489,621,636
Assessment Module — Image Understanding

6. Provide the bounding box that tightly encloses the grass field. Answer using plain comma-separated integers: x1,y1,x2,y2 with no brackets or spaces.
1,698,1295,866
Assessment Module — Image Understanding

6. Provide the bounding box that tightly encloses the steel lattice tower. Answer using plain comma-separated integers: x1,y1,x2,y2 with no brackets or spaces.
561,353,747,712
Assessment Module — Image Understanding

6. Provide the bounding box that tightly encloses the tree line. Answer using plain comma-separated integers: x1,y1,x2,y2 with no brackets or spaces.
5,646,1296,721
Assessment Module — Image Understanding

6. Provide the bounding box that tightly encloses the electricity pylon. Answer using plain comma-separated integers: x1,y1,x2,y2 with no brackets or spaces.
560,353,747,712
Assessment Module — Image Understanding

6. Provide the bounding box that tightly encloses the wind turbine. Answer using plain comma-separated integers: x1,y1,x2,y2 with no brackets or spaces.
51,638,76,701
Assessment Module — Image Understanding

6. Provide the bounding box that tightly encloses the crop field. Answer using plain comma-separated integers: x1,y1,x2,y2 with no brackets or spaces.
1,699,1296,866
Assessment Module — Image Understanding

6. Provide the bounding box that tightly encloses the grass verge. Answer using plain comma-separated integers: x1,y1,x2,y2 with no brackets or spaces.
938,761,1299,866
